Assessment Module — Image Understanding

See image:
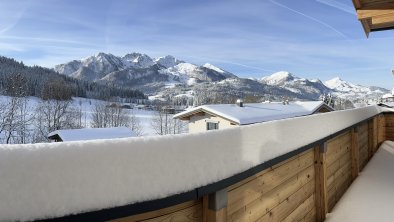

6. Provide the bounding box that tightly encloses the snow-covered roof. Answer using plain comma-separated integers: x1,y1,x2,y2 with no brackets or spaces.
48,127,136,142
174,101,333,125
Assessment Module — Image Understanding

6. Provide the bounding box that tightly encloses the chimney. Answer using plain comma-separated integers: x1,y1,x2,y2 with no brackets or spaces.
236,99,244,107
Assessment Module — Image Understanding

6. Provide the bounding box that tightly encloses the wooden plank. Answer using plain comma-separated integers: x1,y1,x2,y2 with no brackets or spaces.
327,160,352,192
377,114,386,145
352,128,360,180
358,131,368,137
206,208,226,222
226,168,269,192
300,207,316,222
228,165,314,221
327,167,352,212
359,146,369,170
326,149,351,179
326,141,351,167
255,180,315,222
327,162,352,212
357,8,394,19
373,117,379,153
358,138,368,150
368,119,374,160
327,160,351,191
314,146,327,222
326,158,340,181
326,132,351,156
227,150,314,215
143,203,202,222
227,149,311,192
110,200,201,222
383,127,394,133
281,194,315,222
202,196,208,222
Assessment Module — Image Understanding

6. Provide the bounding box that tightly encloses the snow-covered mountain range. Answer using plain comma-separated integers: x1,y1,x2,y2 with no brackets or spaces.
55,53,389,101
54,53,235,90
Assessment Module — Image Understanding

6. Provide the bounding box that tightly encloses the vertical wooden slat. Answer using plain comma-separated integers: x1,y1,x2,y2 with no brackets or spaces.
351,127,359,181
203,196,208,222
314,144,327,222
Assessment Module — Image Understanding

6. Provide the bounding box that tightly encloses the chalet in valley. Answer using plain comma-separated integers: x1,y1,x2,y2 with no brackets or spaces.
174,100,334,133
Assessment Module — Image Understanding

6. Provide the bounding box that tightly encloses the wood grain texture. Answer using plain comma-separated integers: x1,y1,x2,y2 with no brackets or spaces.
109,200,202,222
227,150,314,216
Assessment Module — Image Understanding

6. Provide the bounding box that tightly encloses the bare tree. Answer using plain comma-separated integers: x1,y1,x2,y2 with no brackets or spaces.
34,99,80,142
0,73,34,144
1,97,35,144
90,103,131,128
151,106,186,135
130,109,143,136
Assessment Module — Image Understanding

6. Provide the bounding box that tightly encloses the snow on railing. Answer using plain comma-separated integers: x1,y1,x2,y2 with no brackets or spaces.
0,105,387,221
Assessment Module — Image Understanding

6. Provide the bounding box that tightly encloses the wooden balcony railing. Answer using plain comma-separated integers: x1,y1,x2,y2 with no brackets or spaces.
1,105,392,222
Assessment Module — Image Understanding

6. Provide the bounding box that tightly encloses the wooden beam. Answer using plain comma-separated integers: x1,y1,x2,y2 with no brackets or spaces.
361,19,372,37
314,145,328,222
352,0,362,9
371,13,394,25
357,8,394,19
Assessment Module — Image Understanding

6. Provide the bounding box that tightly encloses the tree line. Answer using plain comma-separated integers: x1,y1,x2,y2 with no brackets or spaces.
0,56,146,101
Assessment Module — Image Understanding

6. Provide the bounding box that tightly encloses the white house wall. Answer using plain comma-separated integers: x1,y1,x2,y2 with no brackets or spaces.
189,114,236,133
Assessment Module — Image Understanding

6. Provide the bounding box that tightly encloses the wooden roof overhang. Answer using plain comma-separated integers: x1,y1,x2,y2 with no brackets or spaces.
176,108,240,125
353,0,394,36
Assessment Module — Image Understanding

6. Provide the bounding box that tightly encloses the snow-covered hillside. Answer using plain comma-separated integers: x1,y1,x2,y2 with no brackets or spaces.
260,71,331,100
325,77,388,100
257,71,389,101
261,71,295,85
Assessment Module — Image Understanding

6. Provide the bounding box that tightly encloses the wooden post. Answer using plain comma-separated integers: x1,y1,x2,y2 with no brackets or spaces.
203,189,227,222
351,127,359,181
314,144,328,222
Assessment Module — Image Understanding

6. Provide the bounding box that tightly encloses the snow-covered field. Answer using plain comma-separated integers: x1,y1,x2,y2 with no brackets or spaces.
0,96,158,136
69,97,158,135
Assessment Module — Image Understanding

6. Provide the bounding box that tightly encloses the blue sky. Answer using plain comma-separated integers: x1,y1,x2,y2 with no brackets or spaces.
1,0,394,88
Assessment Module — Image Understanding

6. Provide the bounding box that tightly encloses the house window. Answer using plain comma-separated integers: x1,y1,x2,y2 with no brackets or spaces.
206,122,219,130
